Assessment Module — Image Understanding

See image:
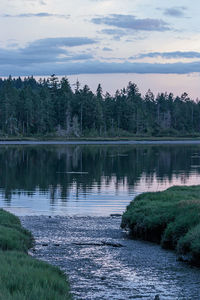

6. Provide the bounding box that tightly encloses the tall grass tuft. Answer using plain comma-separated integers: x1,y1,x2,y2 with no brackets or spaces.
0,209,72,299
121,185,200,265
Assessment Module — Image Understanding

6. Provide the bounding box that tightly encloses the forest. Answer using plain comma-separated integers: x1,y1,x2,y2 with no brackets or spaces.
0,75,199,137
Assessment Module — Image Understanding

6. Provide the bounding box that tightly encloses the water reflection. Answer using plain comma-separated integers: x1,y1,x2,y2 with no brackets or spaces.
1,144,200,215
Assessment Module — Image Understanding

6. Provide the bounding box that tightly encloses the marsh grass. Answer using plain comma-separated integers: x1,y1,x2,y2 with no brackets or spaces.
0,209,72,299
0,209,33,252
0,225,33,252
0,251,72,300
121,186,200,265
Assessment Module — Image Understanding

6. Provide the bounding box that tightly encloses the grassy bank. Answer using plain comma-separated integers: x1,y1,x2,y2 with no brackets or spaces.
0,209,72,300
121,186,200,266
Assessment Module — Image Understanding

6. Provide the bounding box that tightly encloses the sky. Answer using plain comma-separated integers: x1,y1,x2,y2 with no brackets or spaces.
1,0,200,97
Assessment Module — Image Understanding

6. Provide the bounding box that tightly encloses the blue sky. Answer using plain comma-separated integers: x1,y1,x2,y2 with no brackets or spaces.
1,0,200,96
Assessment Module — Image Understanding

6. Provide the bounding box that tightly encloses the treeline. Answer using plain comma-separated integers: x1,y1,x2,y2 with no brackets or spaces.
0,75,199,137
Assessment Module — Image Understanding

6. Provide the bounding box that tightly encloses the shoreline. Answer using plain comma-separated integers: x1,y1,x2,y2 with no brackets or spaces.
0,135,200,143
1,138,200,145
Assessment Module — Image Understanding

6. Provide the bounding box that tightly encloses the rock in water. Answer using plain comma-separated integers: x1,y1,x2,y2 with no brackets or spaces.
110,214,122,217
154,295,160,300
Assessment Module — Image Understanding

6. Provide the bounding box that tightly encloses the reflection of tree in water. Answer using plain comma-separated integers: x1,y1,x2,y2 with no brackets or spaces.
0,144,199,204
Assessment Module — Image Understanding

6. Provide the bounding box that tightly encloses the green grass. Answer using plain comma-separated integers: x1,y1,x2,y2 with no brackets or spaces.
121,186,200,265
0,209,72,299
0,251,71,300
0,225,33,252
0,209,33,252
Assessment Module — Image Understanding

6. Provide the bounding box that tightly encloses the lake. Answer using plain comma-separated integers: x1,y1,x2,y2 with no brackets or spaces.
1,142,200,216
2,142,200,299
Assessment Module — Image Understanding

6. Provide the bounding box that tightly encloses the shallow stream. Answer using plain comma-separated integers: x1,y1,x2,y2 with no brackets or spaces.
21,216,200,300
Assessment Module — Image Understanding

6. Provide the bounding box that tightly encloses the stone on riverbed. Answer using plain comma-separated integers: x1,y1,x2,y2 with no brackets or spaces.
72,241,124,247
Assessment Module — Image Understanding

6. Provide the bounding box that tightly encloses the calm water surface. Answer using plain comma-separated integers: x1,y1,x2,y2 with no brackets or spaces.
1,143,200,216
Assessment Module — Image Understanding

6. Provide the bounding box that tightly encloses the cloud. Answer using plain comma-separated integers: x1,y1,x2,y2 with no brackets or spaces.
1,37,199,76
25,37,97,51
7,0,47,5
0,37,96,66
99,28,127,40
102,47,112,51
1,60,200,76
163,7,186,17
92,14,170,31
2,12,70,19
131,51,200,59
100,28,127,37
99,28,147,40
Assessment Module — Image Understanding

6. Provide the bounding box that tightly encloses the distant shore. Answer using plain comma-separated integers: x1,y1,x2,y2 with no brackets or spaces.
1,136,200,144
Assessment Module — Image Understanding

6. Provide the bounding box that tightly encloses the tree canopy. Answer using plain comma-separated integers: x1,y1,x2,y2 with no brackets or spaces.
0,75,199,137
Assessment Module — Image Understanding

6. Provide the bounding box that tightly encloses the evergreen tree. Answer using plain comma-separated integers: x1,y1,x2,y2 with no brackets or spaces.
0,76,198,137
